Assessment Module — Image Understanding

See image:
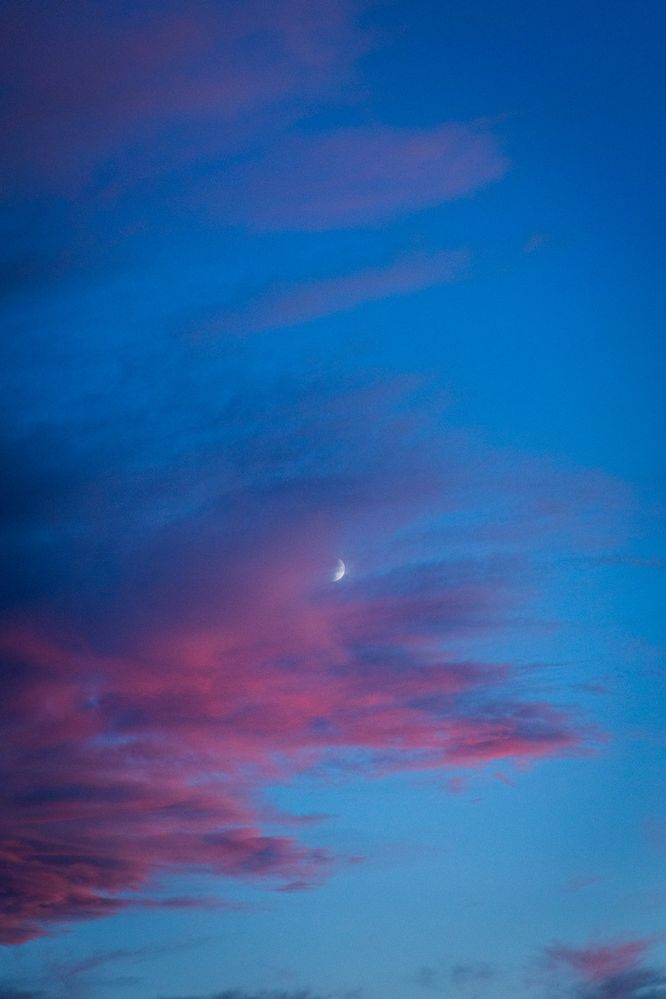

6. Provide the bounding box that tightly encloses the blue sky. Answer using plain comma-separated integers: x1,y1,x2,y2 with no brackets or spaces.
0,2,664,998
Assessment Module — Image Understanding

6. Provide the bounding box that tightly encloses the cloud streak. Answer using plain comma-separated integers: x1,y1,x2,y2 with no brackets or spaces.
2,0,507,235
216,124,507,230
196,250,470,336
160,992,324,999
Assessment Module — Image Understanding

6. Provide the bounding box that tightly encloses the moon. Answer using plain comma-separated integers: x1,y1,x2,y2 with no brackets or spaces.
332,558,346,582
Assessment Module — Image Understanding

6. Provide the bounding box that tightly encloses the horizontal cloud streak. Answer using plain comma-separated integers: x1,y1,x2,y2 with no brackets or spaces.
197,250,470,336
217,124,508,230
161,992,323,999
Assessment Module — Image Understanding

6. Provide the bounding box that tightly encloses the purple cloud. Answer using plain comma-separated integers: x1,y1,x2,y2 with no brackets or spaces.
0,374,621,944
0,0,372,194
215,123,508,230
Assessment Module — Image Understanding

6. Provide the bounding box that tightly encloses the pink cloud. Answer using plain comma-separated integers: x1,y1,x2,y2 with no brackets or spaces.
546,939,652,982
0,380,622,944
198,249,470,335
0,547,588,943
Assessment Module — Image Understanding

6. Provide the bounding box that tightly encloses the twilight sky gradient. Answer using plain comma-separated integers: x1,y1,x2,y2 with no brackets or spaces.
0,2,664,997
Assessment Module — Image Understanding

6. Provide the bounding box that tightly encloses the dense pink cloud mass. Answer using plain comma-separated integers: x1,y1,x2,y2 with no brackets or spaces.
0,600,580,945
0,376,619,944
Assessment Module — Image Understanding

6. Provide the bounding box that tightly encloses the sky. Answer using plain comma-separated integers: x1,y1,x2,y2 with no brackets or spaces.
0,1,664,997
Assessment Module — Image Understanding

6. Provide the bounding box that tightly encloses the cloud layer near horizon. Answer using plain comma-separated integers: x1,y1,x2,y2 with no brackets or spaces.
546,938,666,999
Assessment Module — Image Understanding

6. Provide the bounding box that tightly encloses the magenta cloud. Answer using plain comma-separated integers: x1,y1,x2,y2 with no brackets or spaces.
546,939,652,983
0,375,620,945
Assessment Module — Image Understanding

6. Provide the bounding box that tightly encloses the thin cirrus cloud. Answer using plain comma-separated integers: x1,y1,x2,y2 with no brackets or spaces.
0,938,215,999
197,249,470,336
4,0,504,244
216,123,509,231
0,371,621,945
0,0,507,302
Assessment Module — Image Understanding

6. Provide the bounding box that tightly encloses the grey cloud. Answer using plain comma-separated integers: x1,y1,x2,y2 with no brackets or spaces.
580,966,666,999
160,992,322,999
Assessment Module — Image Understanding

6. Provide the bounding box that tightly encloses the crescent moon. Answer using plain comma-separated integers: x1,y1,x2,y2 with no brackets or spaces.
332,558,346,582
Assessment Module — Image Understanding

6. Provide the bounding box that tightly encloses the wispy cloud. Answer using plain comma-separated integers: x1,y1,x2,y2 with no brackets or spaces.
413,961,496,992
195,250,470,336
0,369,623,943
545,937,666,999
160,992,323,999
1,2,507,225
0,0,372,194
546,939,652,982
214,123,507,230
0,989,49,999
